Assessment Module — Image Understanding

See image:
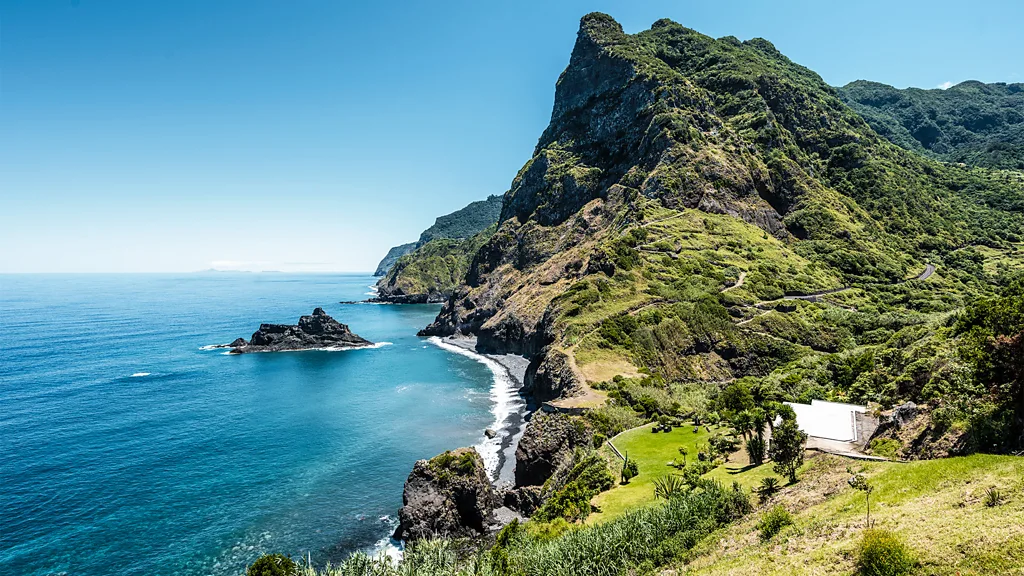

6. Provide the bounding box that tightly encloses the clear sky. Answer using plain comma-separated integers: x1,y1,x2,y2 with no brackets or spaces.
1,0,1021,273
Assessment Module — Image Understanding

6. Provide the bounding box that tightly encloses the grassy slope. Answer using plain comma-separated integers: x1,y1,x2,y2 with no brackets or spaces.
682,454,1024,575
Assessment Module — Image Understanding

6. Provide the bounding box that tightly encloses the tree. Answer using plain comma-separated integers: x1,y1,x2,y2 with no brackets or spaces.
745,436,766,466
769,414,807,483
677,446,688,466
758,476,781,504
848,469,874,528
733,410,755,441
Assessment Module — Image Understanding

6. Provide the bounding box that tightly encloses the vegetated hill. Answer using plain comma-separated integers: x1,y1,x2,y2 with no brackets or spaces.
373,195,504,276
374,226,496,303
686,453,1024,575
374,242,418,277
420,13,1024,450
840,80,1024,170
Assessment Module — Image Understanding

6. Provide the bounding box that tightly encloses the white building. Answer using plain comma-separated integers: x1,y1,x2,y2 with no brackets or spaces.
783,399,869,443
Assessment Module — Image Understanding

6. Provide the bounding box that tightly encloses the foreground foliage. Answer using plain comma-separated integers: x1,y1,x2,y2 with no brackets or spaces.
274,481,750,576
856,529,916,576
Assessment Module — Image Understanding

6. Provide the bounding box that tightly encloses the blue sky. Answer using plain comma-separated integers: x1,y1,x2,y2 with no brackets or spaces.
1,0,1021,272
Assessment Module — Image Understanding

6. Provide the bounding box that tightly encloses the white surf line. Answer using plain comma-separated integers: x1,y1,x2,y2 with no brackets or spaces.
428,336,523,480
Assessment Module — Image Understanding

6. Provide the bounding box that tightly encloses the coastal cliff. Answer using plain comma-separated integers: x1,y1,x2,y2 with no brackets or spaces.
393,448,499,542
229,308,373,353
418,13,1024,412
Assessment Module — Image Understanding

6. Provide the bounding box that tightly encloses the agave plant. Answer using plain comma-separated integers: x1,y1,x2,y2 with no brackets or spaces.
984,486,1004,507
653,474,687,499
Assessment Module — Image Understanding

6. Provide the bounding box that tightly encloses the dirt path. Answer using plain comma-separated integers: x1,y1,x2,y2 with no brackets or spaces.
721,271,746,293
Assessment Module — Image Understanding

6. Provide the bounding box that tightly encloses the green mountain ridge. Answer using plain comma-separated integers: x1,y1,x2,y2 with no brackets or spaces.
272,13,1024,576
839,79,1024,170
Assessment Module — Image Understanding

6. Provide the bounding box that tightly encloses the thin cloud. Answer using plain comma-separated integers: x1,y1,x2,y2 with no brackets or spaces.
937,81,954,90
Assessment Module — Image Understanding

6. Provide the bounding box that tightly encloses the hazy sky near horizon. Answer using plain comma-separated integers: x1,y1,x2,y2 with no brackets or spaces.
1,0,1021,272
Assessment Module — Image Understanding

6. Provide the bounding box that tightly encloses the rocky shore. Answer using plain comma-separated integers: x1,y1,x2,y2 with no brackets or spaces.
431,336,531,486
227,308,374,353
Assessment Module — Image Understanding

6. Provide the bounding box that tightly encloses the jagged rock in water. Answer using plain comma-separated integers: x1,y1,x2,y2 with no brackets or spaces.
514,412,594,487
393,448,498,542
229,308,373,353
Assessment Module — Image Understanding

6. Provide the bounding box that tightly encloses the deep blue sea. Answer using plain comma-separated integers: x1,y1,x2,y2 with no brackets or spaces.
0,274,500,576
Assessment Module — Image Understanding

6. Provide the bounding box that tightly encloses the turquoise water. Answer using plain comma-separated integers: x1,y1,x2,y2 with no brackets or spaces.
0,274,497,576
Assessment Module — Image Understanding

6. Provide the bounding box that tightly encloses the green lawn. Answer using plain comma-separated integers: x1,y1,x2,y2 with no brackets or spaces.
589,422,782,523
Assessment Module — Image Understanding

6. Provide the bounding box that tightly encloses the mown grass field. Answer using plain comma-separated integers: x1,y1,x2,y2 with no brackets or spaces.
590,422,779,523
682,453,1024,575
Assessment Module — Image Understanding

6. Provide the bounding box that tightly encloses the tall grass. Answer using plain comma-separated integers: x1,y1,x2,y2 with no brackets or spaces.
286,480,750,576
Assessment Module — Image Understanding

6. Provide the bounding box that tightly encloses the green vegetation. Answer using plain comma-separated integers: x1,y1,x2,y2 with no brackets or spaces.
856,529,916,576
533,452,614,522
756,504,793,541
373,194,502,279
685,454,1024,575
840,80,1024,171
417,195,504,245
619,453,639,484
768,412,808,483
247,554,297,576
269,480,750,576
376,225,496,302
757,476,781,503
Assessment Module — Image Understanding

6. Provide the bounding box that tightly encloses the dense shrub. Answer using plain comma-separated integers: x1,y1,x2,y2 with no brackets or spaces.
756,505,793,541
247,554,297,576
856,529,916,576
869,438,901,459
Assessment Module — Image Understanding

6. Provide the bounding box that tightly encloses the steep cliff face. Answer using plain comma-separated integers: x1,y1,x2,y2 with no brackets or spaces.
393,448,498,542
420,13,1024,403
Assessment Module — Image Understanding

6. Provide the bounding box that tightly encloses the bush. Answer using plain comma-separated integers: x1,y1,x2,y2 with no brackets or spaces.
869,438,902,459
856,529,915,576
621,458,639,484
247,554,297,576
758,476,781,504
756,505,793,541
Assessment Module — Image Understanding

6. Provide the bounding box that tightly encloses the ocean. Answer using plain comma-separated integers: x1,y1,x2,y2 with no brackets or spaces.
0,273,509,576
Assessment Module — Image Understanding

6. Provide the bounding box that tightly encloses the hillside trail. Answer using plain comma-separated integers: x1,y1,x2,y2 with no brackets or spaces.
720,271,746,293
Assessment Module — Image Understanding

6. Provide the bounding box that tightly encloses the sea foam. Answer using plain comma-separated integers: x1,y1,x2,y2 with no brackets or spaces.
427,337,524,479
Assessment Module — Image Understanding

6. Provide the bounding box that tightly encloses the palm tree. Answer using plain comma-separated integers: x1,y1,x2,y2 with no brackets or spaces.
733,410,755,442
677,446,688,466
750,407,767,441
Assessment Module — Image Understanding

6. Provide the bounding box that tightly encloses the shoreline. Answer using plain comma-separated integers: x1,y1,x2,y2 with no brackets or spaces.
426,336,532,486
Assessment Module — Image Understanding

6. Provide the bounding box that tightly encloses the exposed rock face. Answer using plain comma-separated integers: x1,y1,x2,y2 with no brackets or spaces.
393,448,498,542
514,412,594,487
229,308,373,353
501,485,544,517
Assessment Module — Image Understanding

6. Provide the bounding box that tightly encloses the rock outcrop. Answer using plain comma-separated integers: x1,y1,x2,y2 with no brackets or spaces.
393,448,498,542
514,412,594,487
229,308,373,353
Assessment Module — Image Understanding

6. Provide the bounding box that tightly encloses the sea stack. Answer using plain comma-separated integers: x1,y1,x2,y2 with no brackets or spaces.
229,307,373,353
